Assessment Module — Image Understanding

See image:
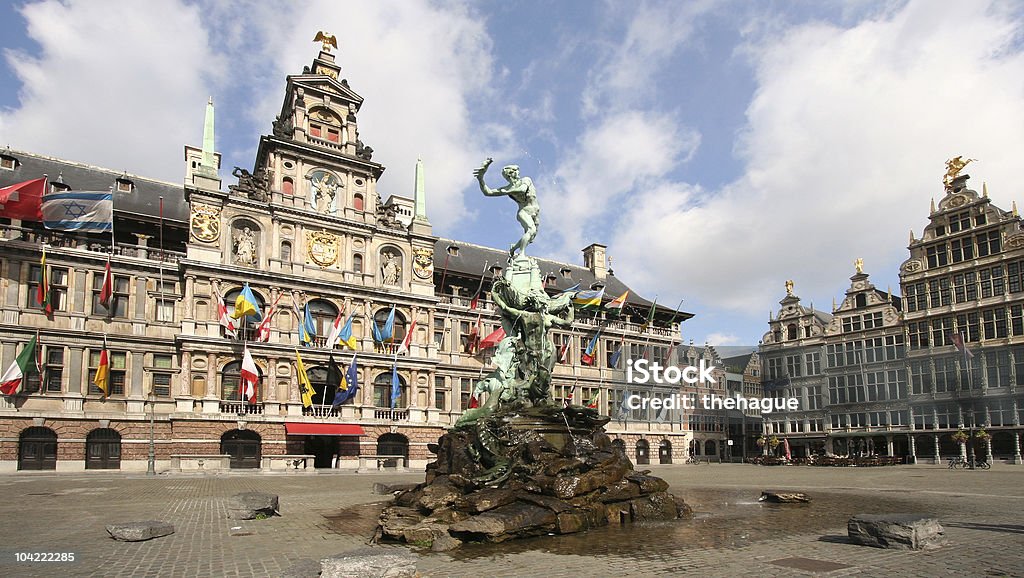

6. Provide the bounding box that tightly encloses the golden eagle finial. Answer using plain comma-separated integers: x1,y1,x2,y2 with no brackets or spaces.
943,156,976,189
314,31,338,53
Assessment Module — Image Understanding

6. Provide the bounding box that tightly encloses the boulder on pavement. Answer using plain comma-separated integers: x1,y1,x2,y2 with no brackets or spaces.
226,491,279,520
321,548,417,578
760,490,811,503
847,513,944,550
106,520,175,542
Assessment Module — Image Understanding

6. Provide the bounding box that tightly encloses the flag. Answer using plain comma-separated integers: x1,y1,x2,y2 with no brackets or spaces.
41,191,113,231
397,320,417,355
609,345,623,369
479,326,506,350
605,290,628,314
215,287,237,337
373,305,395,343
240,346,258,403
783,438,792,461
295,349,315,408
468,394,479,409
581,328,602,366
586,390,600,409
325,312,345,349
557,338,570,363
336,314,357,350
333,354,359,407
950,332,974,359
469,293,479,310
36,247,52,314
465,315,481,353
390,365,401,409
94,346,110,398
0,177,45,221
325,354,343,405
99,259,113,308
563,391,573,408
616,390,632,419
301,302,316,345
255,294,282,342
0,335,38,395
572,287,604,309
232,283,262,320
642,298,658,328
558,283,581,295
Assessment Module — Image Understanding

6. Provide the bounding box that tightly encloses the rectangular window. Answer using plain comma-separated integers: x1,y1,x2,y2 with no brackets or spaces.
804,351,820,375
910,360,931,394
950,238,974,263
928,277,951,308
862,312,883,330
433,318,445,349
151,354,173,397
785,355,801,378
326,128,340,143
93,273,130,318
905,282,927,312
948,211,971,233
28,264,69,312
952,271,977,303
985,350,1011,388
930,317,953,347
975,230,1001,257
767,357,782,380
554,333,572,365
955,312,980,342
979,266,1005,299
309,124,322,138
460,377,473,410
89,350,126,396
1012,305,1024,337
841,316,861,333
44,347,64,393
863,337,884,363
908,321,929,349
884,334,904,360
1009,261,1024,294
156,298,175,322
926,243,948,268
434,377,446,410
934,357,957,393
982,308,1007,340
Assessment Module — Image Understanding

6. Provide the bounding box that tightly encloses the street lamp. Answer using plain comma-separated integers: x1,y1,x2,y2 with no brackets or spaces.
147,389,156,476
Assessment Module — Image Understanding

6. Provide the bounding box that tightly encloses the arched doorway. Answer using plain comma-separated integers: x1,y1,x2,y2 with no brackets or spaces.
659,439,673,464
691,439,701,456
892,436,909,462
86,428,121,470
377,433,409,468
221,429,261,469
636,439,650,465
991,431,1015,459
704,440,717,458
915,434,935,458
19,427,57,470
938,434,959,457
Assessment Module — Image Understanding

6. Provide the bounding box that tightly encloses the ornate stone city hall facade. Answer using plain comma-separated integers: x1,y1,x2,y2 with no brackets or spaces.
0,45,693,472
760,165,1024,464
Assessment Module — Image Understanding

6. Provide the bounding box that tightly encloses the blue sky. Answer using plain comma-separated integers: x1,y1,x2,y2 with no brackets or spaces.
3,0,1024,347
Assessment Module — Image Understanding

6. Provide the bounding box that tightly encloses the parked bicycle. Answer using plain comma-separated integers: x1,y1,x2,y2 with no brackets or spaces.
947,456,964,469
685,455,701,465
947,456,991,469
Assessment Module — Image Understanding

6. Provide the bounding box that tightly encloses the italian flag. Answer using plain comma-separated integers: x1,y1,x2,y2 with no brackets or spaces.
0,335,38,395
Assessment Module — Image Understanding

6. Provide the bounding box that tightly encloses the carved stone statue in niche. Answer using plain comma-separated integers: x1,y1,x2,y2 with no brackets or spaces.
309,169,342,215
381,250,401,286
229,166,270,202
233,227,257,266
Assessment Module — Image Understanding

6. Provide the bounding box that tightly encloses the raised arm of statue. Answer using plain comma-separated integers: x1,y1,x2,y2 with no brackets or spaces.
474,158,497,196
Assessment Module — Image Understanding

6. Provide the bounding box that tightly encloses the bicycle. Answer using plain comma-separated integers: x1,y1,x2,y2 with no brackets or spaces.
947,456,965,469
685,455,700,465
968,459,992,470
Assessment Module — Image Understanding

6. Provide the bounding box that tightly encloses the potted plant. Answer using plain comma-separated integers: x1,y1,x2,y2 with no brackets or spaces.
756,436,767,447
951,429,969,444
974,429,991,441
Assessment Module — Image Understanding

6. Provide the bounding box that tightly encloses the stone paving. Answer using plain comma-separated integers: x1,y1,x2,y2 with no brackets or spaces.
0,464,1022,577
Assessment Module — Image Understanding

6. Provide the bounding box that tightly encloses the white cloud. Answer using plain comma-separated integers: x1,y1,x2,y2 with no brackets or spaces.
705,332,741,346
609,0,1024,336
0,0,222,182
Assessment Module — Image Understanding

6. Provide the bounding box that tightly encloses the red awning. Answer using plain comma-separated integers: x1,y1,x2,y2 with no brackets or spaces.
285,423,365,436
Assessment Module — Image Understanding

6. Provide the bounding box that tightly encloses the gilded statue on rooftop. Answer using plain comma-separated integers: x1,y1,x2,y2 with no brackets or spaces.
943,156,976,189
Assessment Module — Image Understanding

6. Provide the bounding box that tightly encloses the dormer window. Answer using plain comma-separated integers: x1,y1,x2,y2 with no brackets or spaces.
545,274,557,286
447,245,459,257
560,267,572,279
50,181,71,193
490,265,503,276
0,154,17,170
115,177,133,193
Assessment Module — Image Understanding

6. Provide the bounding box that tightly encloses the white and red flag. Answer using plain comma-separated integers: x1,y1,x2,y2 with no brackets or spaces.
240,346,259,403
397,320,417,356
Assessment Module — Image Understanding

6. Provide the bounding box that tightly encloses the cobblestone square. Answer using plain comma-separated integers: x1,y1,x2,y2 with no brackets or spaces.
0,464,1021,577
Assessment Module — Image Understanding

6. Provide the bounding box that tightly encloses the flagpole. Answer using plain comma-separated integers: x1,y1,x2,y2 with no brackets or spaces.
109,185,115,253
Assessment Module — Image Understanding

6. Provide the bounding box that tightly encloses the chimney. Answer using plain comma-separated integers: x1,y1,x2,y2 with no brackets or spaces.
582,243,608,280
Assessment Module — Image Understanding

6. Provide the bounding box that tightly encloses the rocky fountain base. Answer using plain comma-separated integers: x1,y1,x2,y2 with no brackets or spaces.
375,404,691,550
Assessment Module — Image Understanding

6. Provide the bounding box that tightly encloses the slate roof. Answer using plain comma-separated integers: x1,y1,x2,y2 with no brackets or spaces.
0,148,188,223
433,237,693,321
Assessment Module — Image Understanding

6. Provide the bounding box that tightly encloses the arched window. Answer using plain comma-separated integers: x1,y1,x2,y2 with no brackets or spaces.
223,287,266,340
787,324,798,340
222,360,262,403
659,439,673,464
353,193,364,211
374,371,406,408
353,254,363,274
856,293,867,308
704,439,717,457
306,366,333,408
376,433,408,467
281,241,292,263
282,177,294,195
307,299,339,346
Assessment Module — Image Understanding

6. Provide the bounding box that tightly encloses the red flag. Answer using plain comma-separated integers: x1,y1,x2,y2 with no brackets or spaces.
466,316,480,353
240,346,259,403
478,327,505,350
558,339,570,363
468,395,479,409
950,332,974,358
255,294,282,342
0,177,45,221
469,293,479,310
397,320,417,355
99,259,113,307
